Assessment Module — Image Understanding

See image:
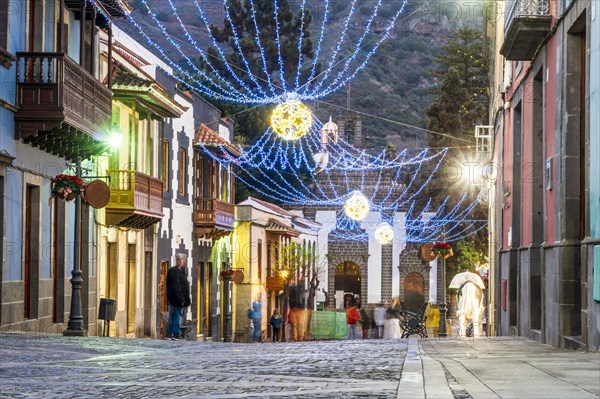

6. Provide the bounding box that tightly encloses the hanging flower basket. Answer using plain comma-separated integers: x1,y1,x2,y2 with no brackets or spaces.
219,269,234,282
51,174,84,202
432,243,453,259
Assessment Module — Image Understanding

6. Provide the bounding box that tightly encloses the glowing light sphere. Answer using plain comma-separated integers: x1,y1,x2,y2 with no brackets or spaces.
375,222,394,245
344,191,370,221
271,100,313,140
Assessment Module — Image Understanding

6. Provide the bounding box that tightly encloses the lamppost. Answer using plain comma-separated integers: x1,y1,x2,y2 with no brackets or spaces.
64,158,87,336
438,230,448,337
66,128,121,337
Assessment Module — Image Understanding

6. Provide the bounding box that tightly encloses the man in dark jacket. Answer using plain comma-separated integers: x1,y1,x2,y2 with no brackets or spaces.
166,253,190,340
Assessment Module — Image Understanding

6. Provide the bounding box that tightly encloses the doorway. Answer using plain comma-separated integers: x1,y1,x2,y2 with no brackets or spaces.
143,251,153,337
159,261,168,337
198,262,212,338
404,272,425,313
24,184,39,320
334,261,361,309
126,244,137,335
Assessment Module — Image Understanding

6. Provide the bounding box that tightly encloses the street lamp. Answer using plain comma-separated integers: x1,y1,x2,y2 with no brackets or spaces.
64,158,87,336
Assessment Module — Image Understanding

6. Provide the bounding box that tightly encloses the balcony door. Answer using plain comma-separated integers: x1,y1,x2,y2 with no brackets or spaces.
27,0,43,52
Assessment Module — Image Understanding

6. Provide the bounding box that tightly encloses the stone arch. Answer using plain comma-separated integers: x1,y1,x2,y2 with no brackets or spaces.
326,241,368,309
398,244,430,313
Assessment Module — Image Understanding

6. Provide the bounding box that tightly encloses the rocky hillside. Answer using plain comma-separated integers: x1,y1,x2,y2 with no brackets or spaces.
119,0,483,150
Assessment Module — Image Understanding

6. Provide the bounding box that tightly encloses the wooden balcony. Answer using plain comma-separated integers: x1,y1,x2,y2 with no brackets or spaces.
14,52,112,160
500,0,552,61
194,199,235,239
106,170,164,229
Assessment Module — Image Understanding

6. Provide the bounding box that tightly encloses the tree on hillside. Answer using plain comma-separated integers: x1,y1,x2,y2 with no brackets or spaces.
424,27,489,276
427,27,489,146
198,0,316,143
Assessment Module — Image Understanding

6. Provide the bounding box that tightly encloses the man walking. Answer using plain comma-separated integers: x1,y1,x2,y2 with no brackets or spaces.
166,253,191,340
251,297,262,342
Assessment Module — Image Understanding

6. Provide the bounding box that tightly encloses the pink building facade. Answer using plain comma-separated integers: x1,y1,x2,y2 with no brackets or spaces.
488,0,599,350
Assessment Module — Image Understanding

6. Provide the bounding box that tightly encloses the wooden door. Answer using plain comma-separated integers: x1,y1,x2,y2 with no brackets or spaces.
24,185,33,319
107,243,118,299
404,272,425,313
200,262,212,338
126,244,136,334
52,199,57,322
159,261,168,337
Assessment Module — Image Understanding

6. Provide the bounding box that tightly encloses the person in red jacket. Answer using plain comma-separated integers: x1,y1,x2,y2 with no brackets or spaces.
346,301,362,340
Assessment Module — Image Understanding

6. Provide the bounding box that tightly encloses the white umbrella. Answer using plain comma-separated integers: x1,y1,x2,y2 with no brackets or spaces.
448,271,485,290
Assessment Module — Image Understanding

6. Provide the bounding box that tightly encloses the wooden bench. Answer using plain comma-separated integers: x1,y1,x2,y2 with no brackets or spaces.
399,302,430,338
160,311,193,340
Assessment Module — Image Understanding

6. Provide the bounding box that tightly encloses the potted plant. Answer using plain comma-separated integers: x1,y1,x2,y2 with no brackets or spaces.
219,269,235,282
432,243,453,259
51,174,84,202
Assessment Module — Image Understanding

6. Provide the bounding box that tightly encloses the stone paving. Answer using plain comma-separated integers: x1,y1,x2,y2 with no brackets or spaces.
0,333,598,398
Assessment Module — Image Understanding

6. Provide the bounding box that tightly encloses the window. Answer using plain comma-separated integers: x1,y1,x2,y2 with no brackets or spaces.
162,140,169,191
267,241,272,277
257,239,263,282
0,0,9,50
178,147,187,197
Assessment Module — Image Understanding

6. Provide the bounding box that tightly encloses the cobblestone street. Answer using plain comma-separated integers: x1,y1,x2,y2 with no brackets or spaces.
0,333,598,399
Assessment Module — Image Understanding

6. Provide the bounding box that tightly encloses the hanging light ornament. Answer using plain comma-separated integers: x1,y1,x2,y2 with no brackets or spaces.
375,222,394,245
271,99,313,140
344,191,370,221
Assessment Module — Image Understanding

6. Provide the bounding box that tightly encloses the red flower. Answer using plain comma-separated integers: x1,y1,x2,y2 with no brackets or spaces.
51,174,84,202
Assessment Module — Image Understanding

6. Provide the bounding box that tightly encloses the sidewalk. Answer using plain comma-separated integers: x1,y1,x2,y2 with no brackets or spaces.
401,337,600,399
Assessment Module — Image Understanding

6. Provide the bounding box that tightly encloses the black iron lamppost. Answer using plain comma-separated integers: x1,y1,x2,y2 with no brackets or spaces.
64,158,87,336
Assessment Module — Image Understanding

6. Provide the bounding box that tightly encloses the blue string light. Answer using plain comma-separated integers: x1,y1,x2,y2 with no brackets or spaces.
125,0,409,104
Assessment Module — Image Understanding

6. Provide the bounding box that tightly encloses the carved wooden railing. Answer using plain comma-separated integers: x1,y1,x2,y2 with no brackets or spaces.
194,198,235,228
107,170,163,217
15,52,111,136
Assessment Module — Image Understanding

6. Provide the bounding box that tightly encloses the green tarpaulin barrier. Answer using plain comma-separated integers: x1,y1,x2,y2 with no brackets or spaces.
310,311,347,340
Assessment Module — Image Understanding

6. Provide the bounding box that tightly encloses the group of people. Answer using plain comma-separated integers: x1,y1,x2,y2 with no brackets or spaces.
165,255,406,342
346,297,404,340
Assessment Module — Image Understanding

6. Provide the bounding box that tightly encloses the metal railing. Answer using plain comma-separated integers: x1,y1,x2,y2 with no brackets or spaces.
504,0,550,30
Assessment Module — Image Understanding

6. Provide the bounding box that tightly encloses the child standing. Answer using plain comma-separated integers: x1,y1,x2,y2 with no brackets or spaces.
270,309,282,342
